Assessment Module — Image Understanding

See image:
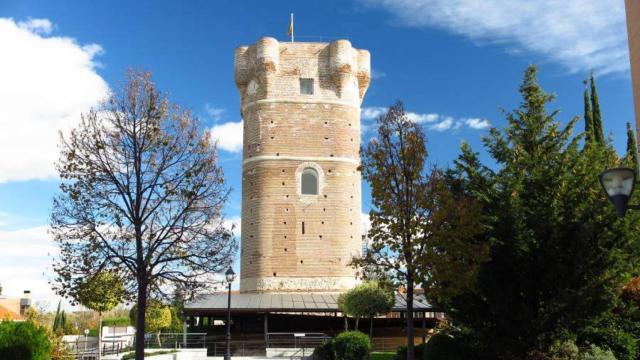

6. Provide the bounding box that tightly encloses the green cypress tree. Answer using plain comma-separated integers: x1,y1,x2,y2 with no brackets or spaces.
440,65,640,359
626,121,638,170
52,301,62,332
591,73,605,144
583,80,594,143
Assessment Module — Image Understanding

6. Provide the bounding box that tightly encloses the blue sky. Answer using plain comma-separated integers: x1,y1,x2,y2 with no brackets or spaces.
0,0,634,306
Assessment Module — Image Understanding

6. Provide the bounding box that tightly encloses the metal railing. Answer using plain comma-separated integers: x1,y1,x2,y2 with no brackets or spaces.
206,340,269,357
371,337,429,352
65,333,207,359
140,332,207,349
267,332,331,348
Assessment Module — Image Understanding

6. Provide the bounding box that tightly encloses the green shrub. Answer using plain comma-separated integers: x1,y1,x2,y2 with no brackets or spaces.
313,340,335,360
582,345,617,360
332,331,371,360
417,333,475,360
582,321,636,360
394,343,426,360
370,352,395,360
102,316,131,327
0,321,51,360
547,340,581,360
545,340,618,360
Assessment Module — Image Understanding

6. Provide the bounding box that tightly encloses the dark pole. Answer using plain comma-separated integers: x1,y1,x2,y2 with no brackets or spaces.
225,281,232,360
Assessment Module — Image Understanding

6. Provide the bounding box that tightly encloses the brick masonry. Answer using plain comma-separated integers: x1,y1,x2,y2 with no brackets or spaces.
234,38,371,293
626,0,640,138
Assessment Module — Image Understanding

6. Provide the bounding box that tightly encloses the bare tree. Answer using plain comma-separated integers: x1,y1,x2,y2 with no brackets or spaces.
51,70,236,360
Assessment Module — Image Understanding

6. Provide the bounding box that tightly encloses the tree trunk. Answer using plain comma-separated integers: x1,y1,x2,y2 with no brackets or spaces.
157,330,162,347
407,276,415,360
369,315,374,339
98,312,102,360
135,278,147,360
344,316,348,331
355,317,359,331
406,277,415,360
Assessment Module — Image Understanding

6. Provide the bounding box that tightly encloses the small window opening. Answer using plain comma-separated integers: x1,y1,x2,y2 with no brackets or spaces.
302,221,305,234
301,168,319,195
300,78,314,95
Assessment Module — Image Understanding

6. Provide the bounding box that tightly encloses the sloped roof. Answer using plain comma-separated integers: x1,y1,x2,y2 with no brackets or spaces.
185,292,437,313
0,305,22,321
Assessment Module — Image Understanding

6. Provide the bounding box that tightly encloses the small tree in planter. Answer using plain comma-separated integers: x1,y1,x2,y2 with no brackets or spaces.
75,271,125,360
338,281,394,338
130,300,171,347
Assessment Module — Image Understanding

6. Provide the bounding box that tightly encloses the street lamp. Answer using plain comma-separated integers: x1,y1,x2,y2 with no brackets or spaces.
83,328,89,354
224,266,235,360
598,167,639,217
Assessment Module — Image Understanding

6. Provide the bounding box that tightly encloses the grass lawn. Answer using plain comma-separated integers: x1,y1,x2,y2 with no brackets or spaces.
370,351,395,360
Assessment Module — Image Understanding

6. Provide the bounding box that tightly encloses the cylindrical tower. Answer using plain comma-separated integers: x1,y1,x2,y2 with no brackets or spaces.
234,38,371,293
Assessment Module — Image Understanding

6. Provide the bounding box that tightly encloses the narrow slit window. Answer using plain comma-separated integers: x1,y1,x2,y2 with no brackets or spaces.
300,78,314,95
301,168,319,195
302,221,305,234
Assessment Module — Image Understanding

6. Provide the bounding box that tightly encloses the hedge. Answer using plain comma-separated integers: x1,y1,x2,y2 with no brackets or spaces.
0,321,51,360
102,316,131,327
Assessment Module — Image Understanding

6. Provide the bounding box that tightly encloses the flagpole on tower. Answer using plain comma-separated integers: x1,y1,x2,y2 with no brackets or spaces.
288,13,294,42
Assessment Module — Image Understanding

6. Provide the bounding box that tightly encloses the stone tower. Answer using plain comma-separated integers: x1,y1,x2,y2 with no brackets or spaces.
234,37,371,293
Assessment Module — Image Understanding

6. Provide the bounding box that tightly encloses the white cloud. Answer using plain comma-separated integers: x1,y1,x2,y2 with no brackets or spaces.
210,120,243,153
17,18,53,35
361,107,388,120
361,107,439,123
362,106,488,132
464,118,491,130
406,111,439,123
429,116,455,131
361,212,371,233
371,69,387,79
223,216,242,237
0,18,109,183
0,226,60,304
362,0,628,75
205,104,226,121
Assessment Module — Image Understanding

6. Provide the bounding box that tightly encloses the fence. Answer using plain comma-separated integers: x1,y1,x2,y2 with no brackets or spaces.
140,332,207,349
371,337,429,352
266,332,331,349
65,333,207,359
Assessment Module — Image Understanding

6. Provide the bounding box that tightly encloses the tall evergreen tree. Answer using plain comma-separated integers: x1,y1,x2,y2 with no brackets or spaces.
441,65,640,359
52,301,63,333
583,80,594,143
625,121,638,170
590,73,605,144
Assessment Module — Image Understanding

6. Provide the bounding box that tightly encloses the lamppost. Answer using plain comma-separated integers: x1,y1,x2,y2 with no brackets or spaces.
598,167,639,217
83,328,89,354
224,266,236,360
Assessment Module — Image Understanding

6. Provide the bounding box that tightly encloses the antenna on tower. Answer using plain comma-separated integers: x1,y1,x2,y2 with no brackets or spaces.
288,13,294,42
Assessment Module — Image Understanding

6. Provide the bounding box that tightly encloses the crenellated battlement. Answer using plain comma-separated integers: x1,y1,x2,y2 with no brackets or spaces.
234,37,370,113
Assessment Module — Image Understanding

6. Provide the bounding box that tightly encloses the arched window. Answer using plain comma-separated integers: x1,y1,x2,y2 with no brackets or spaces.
301,168,319,195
